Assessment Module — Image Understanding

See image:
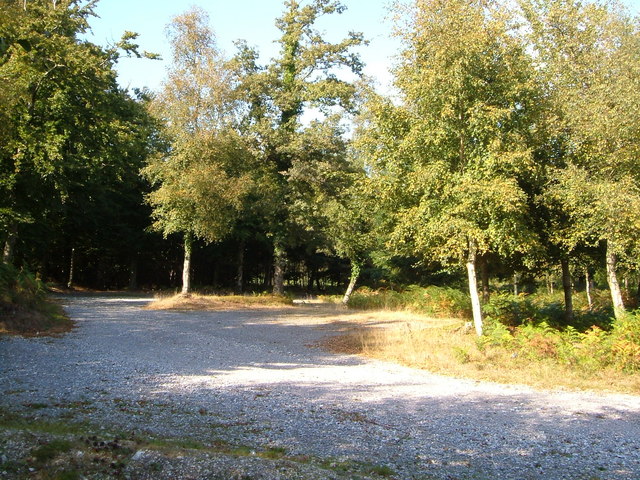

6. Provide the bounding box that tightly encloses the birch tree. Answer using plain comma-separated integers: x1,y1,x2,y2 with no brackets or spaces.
143,8,251,294
364,0,540,335
523,0,640,319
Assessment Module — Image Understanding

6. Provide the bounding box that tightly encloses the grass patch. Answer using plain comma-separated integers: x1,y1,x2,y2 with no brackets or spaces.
366,464,396,477
325,320,640,394
32,439,73,463
260,446,287,459
0,406,403,479
147,292,294,311
329,285,640,393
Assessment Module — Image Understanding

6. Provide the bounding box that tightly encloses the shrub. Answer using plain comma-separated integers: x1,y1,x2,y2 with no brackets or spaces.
347,285,471,318
483,293,538,326
481,311,640,373
483,291,612,330
0,263,70,335
0,263,47,307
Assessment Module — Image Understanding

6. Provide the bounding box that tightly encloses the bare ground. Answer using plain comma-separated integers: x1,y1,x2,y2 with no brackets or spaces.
1,295,639,479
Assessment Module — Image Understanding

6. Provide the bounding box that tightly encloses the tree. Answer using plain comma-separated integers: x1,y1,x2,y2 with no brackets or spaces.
286,114,376,303
362,0,540,335
0,0,159,281
143,8,252,294
233,0,365,295
523,0,640,320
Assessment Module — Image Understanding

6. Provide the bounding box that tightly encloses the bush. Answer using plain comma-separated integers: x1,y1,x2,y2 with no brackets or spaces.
483,291,612,330
480,311,640,373
347,285,471,318
483,293,539,326
0,262,47,307
0,263,70,335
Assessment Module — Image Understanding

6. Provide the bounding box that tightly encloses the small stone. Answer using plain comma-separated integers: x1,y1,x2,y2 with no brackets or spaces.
131,450,147,461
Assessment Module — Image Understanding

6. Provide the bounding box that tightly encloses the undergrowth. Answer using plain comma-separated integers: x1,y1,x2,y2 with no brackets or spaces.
347,285,471,318
0,263,71,335
337,285,640,392
481,313,640,373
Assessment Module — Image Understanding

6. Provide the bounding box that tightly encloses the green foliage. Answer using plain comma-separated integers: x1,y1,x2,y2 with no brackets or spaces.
144,8,252,246
524,0,640,318
480,310,640,372
368,0,541,265
348,285,471,318
0,262,70,334
231,0,365,293
483,291,612,330
0,262,46,307
32,439,73,463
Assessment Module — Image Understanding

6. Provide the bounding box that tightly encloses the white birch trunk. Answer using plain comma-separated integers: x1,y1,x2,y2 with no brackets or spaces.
605,242,625,320
342,261,361,305
67,247,75,289
181,234,193,295
272,240,285,296
585,268,593,310
466,241,483,336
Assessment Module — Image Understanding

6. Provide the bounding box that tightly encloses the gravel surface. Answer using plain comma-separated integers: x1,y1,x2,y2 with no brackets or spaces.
1,294,640,479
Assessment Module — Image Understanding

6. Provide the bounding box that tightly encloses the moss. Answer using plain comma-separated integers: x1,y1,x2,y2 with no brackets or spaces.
32,439,74,463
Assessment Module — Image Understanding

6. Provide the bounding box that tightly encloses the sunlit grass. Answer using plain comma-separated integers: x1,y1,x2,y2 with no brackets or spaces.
146,293,294,311
325,320,640,394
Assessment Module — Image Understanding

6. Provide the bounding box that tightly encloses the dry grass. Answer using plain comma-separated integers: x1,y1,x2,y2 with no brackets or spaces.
147,293,294,311
324,318,640,395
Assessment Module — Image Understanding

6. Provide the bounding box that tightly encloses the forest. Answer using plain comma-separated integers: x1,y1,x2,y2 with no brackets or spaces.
2,0,640,341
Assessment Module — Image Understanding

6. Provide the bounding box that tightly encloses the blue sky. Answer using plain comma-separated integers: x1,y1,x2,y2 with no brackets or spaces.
85,0,640,93
86,0,398,92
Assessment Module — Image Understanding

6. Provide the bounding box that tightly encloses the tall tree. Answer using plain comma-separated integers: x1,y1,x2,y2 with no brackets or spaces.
0,0,158,278
362,0,540,335
143,8,252,295
523,0,640,319
233,0,365,295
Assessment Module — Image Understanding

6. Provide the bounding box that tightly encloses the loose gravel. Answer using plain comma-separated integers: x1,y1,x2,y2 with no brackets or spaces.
1,294,640,479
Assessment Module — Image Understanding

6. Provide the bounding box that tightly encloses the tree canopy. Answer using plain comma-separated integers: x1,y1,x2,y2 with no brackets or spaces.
2,0,640,334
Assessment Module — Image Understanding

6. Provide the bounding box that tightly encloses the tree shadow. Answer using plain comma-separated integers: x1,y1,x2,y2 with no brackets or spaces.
1,295,639,479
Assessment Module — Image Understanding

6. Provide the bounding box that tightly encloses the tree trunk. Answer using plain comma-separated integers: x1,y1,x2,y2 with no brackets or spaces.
479,254,490,303
128,256,138,291
181,233,193,295
235,239,245,295
67,247,75,289
466,240,483,336
342,261,361,306
546,273,554,295
513,272,519,296
263,263,272,290
560,257,573,324
2,224,17,264
585,268,593,310
307,266,316,293
606,243,625,319
272,240,285,296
